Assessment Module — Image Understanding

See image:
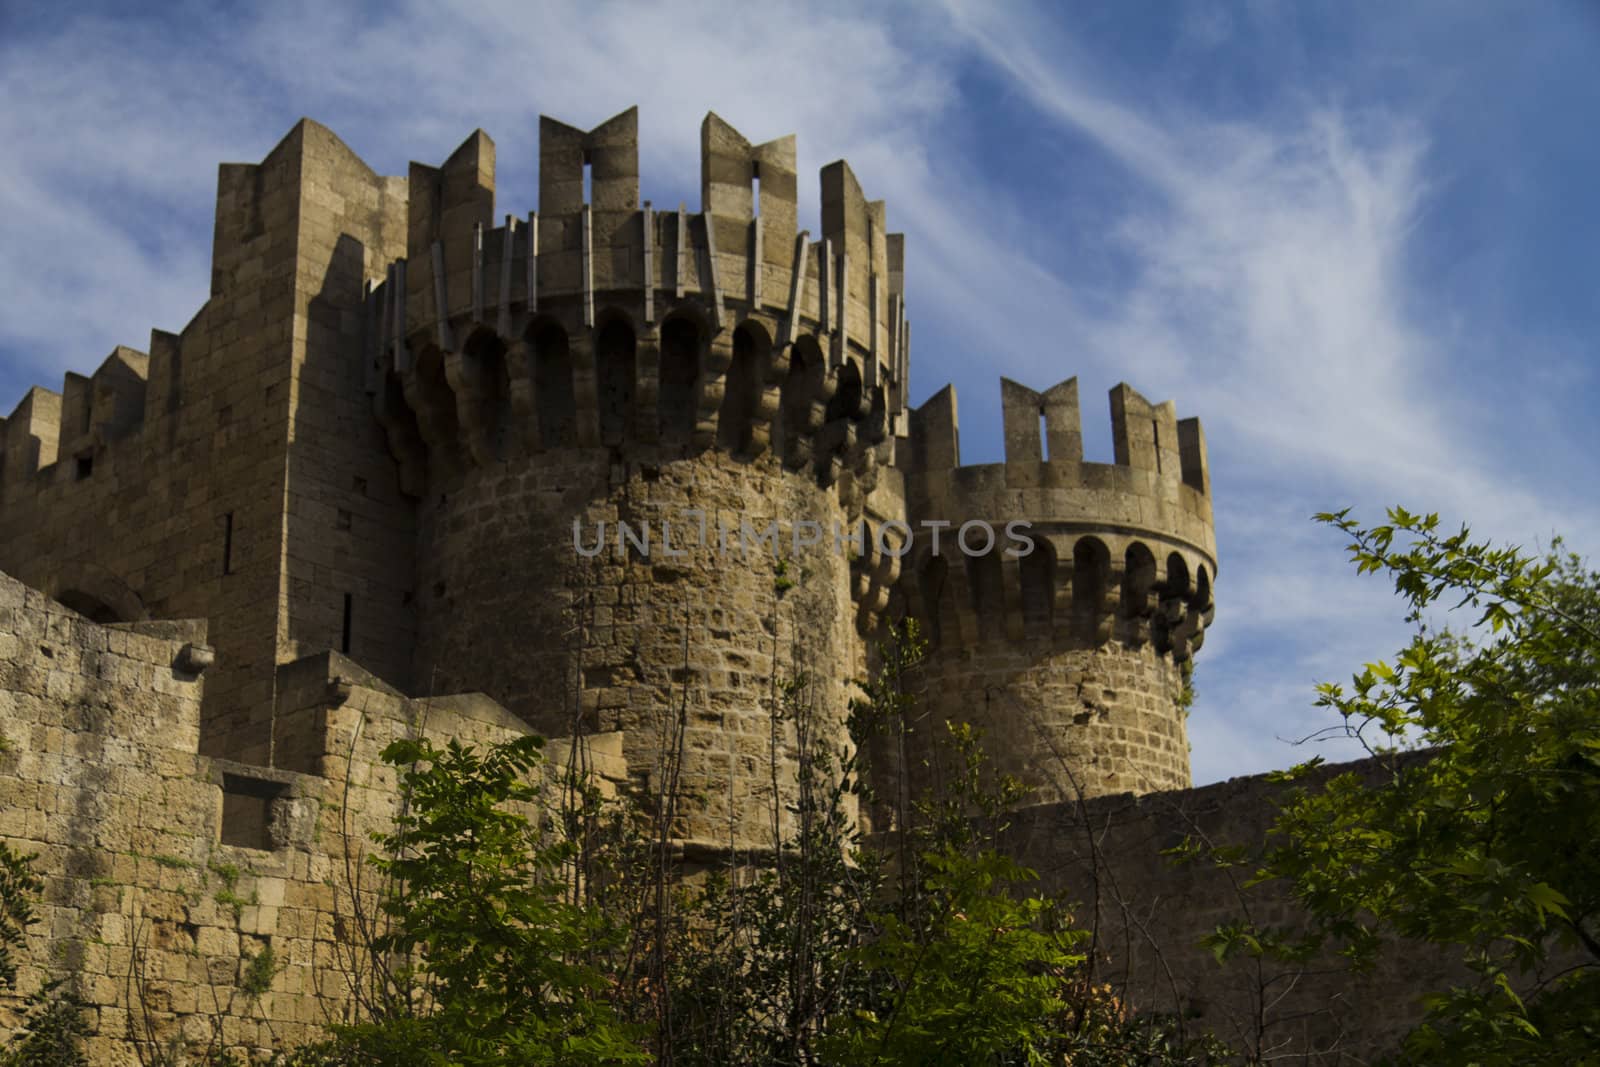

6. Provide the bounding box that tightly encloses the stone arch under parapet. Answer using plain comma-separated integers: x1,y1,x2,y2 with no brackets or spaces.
1123,541,1158,622
461,325,512,456
815,358,864,475
1164,551,1191,598
778,334,826,467
49,564,147,624
717,320,771,456
825,358,864,424
965,544,1005,635
1071,536,1110,624
1019,537,1056,634
412,342,462,447
657,313,703,447
594,311,637,447
525,317,576,449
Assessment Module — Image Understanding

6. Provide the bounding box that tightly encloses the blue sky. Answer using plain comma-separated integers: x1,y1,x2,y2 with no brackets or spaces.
2,1,1597,785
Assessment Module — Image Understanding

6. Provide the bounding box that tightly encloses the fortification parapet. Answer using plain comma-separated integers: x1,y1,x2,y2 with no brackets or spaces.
902,376,1215,657
368,109,909,500
0,346,153,498
880,376,1218,811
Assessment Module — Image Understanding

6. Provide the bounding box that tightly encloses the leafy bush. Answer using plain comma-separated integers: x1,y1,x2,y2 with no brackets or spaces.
1237,510,1600,1063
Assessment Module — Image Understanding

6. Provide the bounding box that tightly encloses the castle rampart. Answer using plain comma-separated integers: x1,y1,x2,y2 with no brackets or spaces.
355,109,923,851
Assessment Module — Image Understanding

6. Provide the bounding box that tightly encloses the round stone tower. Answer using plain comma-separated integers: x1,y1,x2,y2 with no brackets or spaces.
890,375,1217,808
369,109,909,854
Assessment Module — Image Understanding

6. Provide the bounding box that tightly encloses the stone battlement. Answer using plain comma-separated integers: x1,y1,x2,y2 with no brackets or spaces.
377,110,904,402
0,346,153,505
897,376,1214,664
365,109,907,506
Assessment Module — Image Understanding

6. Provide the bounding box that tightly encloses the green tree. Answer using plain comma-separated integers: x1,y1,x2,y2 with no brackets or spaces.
819,627,1226,1066
288,735,647,1067
1241,509,1600,1063
818,843,1084,1066
0,842,89,1067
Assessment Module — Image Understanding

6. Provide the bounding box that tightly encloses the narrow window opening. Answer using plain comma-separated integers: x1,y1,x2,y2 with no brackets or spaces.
222,513,234,575
75,454,93,480
1039,408,1049,461
751,164,761,218
582,153,593,206
1152,418,1162,473
341,593,353,654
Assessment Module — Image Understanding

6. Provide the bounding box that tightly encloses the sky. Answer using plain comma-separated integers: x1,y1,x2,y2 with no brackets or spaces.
2,1,1597,786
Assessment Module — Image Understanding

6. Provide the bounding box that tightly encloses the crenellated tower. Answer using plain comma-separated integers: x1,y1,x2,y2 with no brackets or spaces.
362,108,908,854
880,375,1217,810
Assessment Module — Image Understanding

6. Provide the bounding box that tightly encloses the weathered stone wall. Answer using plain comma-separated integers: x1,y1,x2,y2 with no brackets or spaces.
414,443,864,854
997,757,1579,1062
902,636,1189,802
0,570,625,1063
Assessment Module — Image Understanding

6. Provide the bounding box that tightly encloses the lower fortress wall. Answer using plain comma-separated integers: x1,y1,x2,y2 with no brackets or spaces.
0,566,1563,1062
998,772,1450,1061
0,569,624,1063
1001,763,1583,1062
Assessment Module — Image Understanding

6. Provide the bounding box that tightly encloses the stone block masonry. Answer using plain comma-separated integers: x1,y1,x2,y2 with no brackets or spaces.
0,569,626,1062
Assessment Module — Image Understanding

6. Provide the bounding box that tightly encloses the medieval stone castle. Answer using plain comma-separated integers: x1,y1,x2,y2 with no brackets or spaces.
1,110,1438,1063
